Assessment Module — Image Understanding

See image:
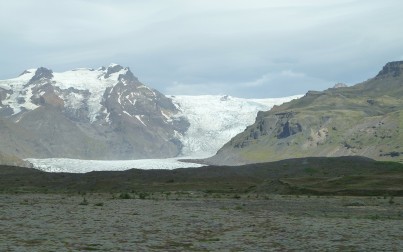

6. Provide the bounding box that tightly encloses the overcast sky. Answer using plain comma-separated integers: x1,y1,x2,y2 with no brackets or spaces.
1,0,402,98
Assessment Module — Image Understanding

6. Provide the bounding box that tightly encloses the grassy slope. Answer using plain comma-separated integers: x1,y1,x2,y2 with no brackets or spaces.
208,64,403,165
1,157,403,196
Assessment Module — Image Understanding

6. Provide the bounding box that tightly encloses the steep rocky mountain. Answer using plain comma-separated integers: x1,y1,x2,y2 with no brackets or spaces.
0,64,188,160
207,61,403,165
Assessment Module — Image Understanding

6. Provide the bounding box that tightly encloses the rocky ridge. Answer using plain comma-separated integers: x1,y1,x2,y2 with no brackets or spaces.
206,61,403,165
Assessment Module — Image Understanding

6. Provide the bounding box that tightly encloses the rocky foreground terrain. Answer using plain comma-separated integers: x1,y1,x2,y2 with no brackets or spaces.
1,156,402,251
1,193,402,251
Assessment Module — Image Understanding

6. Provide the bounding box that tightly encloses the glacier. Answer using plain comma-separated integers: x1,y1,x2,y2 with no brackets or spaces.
27,94,302,173
26,157,205,173
170,94,302,157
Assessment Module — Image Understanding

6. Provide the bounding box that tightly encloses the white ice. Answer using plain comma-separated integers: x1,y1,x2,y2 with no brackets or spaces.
26,157,205,173
170,94,302,157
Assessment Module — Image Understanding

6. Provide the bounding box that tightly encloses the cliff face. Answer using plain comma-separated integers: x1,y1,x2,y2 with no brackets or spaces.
376,61,403,78
207,61,403,165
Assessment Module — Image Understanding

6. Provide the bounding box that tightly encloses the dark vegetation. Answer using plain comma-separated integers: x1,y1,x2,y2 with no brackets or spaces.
1,156,403,196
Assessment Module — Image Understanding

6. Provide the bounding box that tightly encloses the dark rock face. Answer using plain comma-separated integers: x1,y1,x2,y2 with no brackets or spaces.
232,111,303,149
0,107,13,117
31,83,65,108
0,88,13,116
28,67,53,84
0,88,11,103
104,64,124,78
277,121,302,139
118,67,139,83
376,61,403,78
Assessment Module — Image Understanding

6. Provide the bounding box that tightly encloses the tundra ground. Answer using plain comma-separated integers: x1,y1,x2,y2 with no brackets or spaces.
1,193,402,251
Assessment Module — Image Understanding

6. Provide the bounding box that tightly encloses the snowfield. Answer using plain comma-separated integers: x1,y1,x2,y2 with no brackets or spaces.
27,94,302,173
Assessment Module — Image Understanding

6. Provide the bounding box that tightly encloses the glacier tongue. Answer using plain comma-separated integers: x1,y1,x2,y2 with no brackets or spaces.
26,157,205,173
170,95,302,158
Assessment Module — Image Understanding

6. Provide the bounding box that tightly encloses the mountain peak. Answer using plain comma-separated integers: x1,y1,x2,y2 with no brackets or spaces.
28,67,53,84
104,64,124,78
102,64,138,82
118,67,138,82
376,61,403,78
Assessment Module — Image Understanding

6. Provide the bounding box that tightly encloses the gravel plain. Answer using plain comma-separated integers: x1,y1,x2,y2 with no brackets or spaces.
1,193,402,251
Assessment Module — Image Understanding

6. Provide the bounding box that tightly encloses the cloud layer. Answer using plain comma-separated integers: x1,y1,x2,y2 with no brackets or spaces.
1,0,402,97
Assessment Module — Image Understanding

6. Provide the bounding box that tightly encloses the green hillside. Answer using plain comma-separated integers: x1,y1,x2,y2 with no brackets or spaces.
207,61,403,165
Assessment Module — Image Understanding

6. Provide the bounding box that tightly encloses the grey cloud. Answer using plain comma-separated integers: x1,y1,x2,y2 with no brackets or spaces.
1,0,403,97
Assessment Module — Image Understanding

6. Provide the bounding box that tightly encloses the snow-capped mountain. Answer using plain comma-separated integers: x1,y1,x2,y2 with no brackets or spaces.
0,64,180,123
0,64,301,164
0,64,188,160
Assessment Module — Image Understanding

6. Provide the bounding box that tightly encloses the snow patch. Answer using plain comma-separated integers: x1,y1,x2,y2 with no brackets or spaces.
63,92,85,110
135,115,147,126
118,93,122,104
161,110,171,121
52,67,127,122
123,110,132,117
105,112,111,123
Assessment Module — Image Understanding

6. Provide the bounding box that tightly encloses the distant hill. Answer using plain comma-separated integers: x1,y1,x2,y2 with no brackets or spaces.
206,61,403,165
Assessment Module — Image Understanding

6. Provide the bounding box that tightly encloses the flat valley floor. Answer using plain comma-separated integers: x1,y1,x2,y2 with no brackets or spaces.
1,193,402,251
